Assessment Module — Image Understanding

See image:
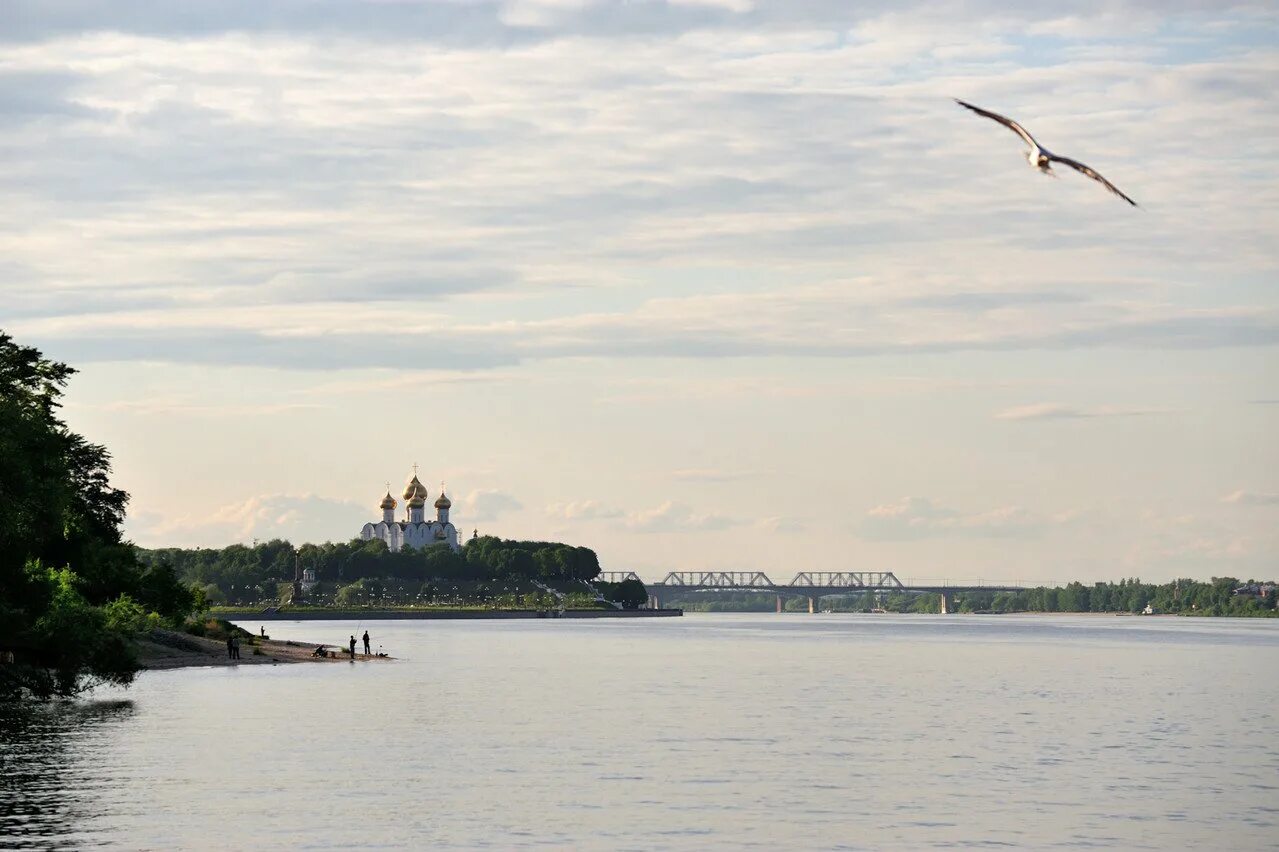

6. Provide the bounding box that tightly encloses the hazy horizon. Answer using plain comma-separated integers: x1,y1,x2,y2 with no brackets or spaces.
4,0,1276,583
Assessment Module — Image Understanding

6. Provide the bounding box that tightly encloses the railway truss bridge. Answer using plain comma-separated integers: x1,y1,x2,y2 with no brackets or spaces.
595,571,1027,614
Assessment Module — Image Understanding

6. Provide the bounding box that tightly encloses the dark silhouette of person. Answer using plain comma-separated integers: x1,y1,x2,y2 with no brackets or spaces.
362,631,370,655
349,635,356,659
232,636,241,660
226,636,235,659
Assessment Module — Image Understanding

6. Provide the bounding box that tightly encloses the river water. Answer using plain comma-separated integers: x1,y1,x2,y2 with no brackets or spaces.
2,614,1277,850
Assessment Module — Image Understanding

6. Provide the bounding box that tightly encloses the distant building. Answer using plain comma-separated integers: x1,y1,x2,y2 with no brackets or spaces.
359,467,460,553
301,567,319,591
1233,583,1276,598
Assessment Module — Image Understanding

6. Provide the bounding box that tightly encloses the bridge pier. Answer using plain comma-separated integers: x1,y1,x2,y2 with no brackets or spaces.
775,595,783,613
939,591,954,614
808,596,817,614
650,594,660,610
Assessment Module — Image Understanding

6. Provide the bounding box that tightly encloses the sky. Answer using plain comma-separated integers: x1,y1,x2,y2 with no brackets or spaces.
2,0,1277,584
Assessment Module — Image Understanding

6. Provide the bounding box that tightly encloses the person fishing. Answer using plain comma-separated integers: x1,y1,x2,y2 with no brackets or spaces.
362,630,371,655
348,635,356,659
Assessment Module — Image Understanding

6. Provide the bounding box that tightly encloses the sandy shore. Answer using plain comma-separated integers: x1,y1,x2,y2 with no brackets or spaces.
228,608,681,621
138,629,391,670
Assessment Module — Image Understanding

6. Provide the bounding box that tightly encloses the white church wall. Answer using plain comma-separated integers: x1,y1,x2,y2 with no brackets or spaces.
361,475,462,554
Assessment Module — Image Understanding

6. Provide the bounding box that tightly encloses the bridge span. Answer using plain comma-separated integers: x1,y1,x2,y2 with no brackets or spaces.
595,571,1027,614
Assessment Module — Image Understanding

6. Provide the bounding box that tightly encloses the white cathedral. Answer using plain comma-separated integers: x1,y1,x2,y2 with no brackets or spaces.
359,469,460,553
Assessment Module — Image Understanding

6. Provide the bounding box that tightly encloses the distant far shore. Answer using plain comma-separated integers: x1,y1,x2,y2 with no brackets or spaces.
672,608,1261,617
216,607,683,621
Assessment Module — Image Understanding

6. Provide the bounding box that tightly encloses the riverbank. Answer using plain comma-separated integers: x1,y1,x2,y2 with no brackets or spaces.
215,608,683,621
137,629,391,669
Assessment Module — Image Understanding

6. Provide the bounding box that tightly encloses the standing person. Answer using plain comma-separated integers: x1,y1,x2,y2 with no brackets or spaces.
226,635,235,660
349,635,356,659
232,636,241,660
362,631,370,655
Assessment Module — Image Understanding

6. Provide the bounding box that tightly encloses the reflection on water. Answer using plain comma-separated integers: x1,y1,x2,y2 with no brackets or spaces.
2,615,1277,850
1,700,134,850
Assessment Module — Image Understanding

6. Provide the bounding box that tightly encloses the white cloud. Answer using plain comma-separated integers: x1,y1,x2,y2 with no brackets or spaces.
3,12,1278,373
754,515,802,533
994,403,1172,421
1221,490,1279,506
669,0,754,12
625,501,741,532
669,468,753,482
459,489,524,523
544,499,624,520
98,398,326,417
499,0,597,28
860,497,1045,540
126,493,367,548
1121,509,1257,569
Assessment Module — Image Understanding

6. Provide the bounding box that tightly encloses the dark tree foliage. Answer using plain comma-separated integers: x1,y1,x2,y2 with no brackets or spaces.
144,534,609,603
593,578,648,609
464,536,600,582
0,332,197,700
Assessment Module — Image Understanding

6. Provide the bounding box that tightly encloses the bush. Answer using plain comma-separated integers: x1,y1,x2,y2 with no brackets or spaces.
102,594,163,634
181,617,251,643
200,583,225,605
1,566,140,700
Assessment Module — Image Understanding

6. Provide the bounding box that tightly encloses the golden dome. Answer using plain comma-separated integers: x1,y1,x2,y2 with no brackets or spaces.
402,474,428,502
434,491,451,510
379,491,397,510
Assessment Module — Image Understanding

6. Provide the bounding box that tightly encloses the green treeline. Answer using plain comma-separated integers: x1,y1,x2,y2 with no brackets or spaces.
973,578,1276,616
139,534,617,607
1,333,199,700
666,577,1278,616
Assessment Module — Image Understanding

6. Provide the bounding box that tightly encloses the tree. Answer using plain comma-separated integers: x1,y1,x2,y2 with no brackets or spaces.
2,564,142,699
595,578,648,609
1,332,197,700
335,578,385,606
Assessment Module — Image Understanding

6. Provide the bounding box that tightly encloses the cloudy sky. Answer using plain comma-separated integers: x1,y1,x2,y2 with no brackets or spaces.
4,0,1276,583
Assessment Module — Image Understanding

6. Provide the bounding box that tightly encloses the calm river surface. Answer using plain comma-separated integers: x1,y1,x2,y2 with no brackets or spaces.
3,614,1277,850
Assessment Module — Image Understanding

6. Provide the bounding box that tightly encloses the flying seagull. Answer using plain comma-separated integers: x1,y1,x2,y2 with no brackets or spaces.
954,99,1137,207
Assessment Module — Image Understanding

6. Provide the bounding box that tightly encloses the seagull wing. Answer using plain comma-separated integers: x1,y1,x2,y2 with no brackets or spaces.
954,99,1039,149
1045,153,1138,206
